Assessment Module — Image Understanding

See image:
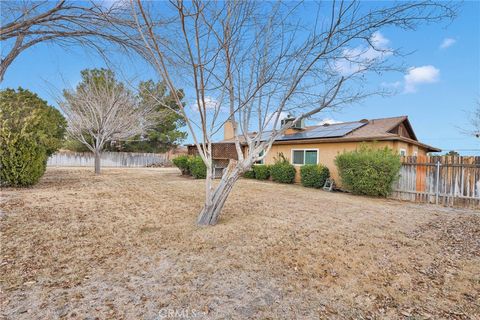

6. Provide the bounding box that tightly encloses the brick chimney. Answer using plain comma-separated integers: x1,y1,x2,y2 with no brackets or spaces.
224,120,237,140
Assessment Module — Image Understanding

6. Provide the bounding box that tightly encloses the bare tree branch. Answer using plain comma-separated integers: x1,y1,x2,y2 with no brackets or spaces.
0,0,151,82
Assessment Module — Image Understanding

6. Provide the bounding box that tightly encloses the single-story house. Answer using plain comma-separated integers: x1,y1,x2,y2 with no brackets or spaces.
187,115,440,184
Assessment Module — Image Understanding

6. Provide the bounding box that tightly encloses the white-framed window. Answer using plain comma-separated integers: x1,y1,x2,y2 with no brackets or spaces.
399,148,407,156
413,151,418,157
255,150,265,164
291,149,319,165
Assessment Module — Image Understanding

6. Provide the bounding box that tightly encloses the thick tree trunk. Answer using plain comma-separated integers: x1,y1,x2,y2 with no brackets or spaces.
94,151,101,174
197,161,241,226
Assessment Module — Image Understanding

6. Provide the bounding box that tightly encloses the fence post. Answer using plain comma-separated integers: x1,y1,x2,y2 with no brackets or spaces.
435,160,441,205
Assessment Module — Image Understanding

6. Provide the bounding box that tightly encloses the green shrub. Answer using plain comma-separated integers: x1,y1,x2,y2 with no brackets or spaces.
0,137,48,187
253,164,270,180
172,155,191,175
243,170,255,179
0,88,66,187
300,164,330,188
270,153,296,184
335,145,401,197
188,156,207,179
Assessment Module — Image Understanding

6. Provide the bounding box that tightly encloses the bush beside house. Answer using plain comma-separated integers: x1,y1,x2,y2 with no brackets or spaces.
175,148,399,198
172,155,190,175
243,170,255,179
270,154,296,184
189,156,207,179
300,164,330,188
172,155,207,179
335,145,401,197
253,165,270,180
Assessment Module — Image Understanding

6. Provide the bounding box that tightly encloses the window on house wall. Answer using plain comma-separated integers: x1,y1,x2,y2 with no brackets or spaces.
399,148,407,156
292,149,318,165
255,150,264,164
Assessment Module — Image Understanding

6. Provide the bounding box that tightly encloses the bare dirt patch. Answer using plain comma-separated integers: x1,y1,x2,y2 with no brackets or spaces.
1,168,479,319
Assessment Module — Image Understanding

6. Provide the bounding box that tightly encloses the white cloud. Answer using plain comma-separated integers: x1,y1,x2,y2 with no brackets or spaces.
371,31,390,48
404,65,440,93
440,38,456,49
317,118,343,125
335,31,393,76
190,96,221,111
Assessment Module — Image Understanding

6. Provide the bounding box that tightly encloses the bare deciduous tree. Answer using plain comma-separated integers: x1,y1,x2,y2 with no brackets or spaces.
129,0,456,226
0,0,142,82
59,69,154,174
464,100,480,138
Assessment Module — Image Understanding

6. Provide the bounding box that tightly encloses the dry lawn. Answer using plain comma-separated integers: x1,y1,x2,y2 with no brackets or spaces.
0,168,479,320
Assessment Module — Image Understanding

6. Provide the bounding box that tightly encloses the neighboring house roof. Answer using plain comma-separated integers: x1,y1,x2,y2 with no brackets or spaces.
212,116,440,152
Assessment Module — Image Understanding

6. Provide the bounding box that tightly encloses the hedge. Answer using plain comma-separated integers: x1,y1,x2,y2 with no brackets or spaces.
172,155,190,175
172,155,207,179
270,153,296,184
188,156,207,179
253,164,270,180
335,145,401,197
243,170,255,179
300,164,330,188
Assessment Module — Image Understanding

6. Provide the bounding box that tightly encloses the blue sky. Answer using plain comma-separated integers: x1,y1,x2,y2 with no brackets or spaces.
2,1,479,154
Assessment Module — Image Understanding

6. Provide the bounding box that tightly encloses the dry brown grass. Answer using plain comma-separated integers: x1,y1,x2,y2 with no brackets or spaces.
1,167,479,320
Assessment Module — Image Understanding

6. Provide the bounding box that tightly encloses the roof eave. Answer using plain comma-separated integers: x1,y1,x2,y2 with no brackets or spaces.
394,136,441,153
210,135,440,151
401,117,418,141
268,135,441,152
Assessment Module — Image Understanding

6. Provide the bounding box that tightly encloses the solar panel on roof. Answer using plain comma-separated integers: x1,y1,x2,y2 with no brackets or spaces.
275,121,366,141
253,121,366,142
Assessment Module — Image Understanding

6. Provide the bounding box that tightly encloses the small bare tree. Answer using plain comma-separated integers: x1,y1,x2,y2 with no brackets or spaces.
464,100,480,138
59,69,154,174
128,0,455,225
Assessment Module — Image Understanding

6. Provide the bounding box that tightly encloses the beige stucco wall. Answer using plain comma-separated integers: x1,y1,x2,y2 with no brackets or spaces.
261,140,426,185
391,141,427,157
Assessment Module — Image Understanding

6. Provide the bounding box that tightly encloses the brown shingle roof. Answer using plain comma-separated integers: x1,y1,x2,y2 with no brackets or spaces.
211,116,440,152
345,116,406,139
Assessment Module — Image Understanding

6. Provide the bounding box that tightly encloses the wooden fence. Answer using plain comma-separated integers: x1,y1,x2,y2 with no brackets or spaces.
390,156,480,209
47,151,169,167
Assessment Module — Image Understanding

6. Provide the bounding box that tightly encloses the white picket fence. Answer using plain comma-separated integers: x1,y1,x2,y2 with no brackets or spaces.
47,151,169,167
